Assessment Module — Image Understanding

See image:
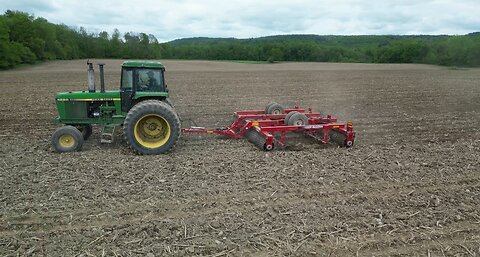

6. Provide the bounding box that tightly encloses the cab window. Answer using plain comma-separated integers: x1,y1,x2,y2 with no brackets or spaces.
137,69,164,92
121,69,133,90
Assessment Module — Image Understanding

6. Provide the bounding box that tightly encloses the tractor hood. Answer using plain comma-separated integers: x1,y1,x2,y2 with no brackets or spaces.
55,91,121,101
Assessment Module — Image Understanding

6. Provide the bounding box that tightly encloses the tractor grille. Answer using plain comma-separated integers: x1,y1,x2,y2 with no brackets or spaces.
64,101,88,119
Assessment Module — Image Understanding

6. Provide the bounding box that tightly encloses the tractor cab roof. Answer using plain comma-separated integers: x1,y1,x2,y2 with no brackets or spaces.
122,61,165,69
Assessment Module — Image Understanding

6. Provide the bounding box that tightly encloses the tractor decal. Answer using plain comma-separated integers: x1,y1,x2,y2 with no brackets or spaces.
57,98,121,102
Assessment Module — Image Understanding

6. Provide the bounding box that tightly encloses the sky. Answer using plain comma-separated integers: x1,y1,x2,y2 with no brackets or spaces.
1,0,479,42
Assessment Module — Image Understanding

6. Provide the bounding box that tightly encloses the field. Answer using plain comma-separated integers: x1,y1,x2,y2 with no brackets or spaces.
0,60,479,256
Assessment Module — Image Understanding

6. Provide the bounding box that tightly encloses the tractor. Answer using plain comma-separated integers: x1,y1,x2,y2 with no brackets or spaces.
52,61,355,154
52,61,180,155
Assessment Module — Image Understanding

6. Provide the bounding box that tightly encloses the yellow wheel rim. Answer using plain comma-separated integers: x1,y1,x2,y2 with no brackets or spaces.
134,114,171,148
59,134,75,148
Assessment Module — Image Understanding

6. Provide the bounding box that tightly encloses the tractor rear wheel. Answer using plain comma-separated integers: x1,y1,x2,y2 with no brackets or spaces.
164,98,182,121
52,125,84,152
164,98,174,108
123,100,180,155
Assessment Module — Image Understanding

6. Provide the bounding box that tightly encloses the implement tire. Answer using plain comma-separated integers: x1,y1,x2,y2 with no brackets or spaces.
266,103,284,114
264,102,276,113
286,112,308,126
284,111,297,125
123,100,180,155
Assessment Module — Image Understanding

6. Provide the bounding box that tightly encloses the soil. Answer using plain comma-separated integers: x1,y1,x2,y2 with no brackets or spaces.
0,60,479,256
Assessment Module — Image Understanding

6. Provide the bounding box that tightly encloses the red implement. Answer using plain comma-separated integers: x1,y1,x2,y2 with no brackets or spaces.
181,105,355,151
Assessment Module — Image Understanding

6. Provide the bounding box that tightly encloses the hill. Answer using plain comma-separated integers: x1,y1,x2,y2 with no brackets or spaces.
1,10,479,69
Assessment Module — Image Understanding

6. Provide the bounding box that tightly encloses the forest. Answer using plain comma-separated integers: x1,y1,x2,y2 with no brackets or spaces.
1,10,479,69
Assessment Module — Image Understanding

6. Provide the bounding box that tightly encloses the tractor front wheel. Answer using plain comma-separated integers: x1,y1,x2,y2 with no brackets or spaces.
123,100,180,155
52,125,84,152
66,124,92,140
77,124,93,140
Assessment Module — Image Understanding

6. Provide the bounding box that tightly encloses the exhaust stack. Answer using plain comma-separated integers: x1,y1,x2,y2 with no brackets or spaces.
87,61,95,92
98,63,105,93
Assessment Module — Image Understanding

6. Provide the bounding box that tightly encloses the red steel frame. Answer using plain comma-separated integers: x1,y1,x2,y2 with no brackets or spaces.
181,106,355,150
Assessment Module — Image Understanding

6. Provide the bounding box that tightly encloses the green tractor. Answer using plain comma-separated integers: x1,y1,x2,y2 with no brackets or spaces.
52,61,180,155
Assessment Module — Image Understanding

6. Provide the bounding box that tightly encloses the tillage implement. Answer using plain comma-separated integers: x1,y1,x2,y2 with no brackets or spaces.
52,61,355,154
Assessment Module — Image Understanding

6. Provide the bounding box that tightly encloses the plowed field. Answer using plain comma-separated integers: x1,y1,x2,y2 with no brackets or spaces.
1,60,479,256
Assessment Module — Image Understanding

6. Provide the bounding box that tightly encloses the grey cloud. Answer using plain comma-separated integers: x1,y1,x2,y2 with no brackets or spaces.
0,0,479,41
0,0,57,14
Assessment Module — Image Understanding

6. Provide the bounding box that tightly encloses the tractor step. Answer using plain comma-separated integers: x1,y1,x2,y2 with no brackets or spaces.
100,125,116,144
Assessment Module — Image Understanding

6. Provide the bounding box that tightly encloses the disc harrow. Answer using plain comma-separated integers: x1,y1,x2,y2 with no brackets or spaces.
181,103,355,151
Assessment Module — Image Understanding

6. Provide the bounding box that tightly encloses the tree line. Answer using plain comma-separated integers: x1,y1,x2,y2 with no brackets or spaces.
0,10,163,68
164,34,480,66
1,10,479,69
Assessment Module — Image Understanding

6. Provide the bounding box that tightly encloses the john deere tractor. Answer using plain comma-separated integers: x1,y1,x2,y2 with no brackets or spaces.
52,61,180,155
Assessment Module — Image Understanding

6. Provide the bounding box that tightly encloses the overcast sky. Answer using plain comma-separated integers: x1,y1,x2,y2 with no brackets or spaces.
1,0,479,42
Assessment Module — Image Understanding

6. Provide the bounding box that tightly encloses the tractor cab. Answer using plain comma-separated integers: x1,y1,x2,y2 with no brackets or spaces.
120,61,168,112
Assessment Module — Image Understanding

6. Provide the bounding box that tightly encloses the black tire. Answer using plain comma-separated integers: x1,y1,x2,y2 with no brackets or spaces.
264,102,277,113
287,112,308,126
329,130,350,147
52,125,84,153
164,98,182,121
284,111,297,125
164,98,174,108
123,100,180,155
77,124,93,140
266,103,284,114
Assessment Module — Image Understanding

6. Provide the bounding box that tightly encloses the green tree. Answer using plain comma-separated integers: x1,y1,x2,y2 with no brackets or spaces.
267,47,283,62
109,29,122,58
